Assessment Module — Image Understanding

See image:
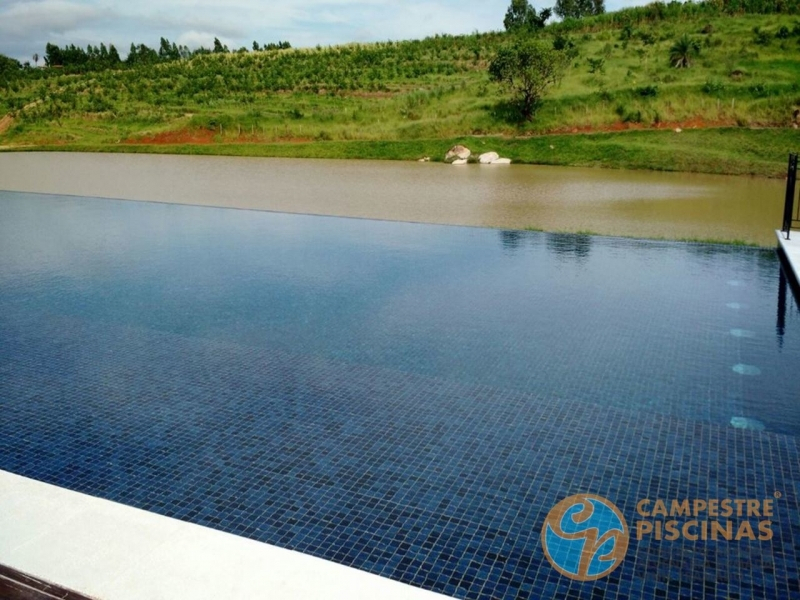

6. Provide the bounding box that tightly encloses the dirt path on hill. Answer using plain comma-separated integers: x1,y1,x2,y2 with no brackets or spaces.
0,114,14,135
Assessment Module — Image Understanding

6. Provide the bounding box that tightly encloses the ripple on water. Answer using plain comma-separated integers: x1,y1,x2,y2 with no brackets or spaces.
732,364,761,376
730,329,757,338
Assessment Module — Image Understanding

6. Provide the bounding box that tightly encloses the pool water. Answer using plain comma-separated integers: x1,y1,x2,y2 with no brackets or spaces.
1,191,799,599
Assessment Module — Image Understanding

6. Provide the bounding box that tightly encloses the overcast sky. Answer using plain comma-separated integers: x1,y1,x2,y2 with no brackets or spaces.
1,0,648,63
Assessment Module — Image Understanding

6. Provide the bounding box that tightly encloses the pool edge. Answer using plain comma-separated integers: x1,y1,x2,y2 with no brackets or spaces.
0,470,452,600
776,229,800,283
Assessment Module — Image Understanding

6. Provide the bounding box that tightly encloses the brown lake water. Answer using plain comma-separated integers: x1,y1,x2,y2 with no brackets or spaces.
0,152,785,245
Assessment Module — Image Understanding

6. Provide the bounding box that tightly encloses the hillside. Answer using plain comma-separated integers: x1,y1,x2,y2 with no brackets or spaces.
1,3,799,176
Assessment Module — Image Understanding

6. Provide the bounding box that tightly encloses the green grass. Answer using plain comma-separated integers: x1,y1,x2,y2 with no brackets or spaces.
12,127,796,177
1,9,799,176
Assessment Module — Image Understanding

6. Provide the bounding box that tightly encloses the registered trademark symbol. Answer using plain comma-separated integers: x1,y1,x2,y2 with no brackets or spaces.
774,491,782,499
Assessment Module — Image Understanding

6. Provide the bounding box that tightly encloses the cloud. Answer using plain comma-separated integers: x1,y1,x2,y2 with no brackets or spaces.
0,0,651,63
0,1,111,40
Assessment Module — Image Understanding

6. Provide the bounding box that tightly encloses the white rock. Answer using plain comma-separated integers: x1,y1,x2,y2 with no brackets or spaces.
478,152,499,164
491,158,512,164
445,145,471,163
451,158,468,165
730,416,766,431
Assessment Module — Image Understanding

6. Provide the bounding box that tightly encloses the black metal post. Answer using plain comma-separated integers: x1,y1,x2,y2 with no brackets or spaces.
783,153,798,239
777,267,786,347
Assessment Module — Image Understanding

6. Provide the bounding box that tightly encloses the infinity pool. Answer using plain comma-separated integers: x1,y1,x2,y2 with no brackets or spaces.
1,191,799,599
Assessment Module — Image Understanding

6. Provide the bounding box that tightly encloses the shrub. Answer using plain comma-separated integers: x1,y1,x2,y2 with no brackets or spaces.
669,34,700,68
702,79,725,94
749,82,770,98
587,57,605,73
639,32,656,45
752,27,772,46
636,84,658,97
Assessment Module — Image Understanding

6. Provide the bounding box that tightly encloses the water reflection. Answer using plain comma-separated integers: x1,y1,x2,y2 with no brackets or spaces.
499,230,525,252
777,256,800,347
545,232,593,261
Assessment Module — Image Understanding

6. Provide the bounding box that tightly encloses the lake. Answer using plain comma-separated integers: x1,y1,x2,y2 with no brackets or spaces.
0,152,786,245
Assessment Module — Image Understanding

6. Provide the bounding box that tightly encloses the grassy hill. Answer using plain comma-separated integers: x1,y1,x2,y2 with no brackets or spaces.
1,3,799,176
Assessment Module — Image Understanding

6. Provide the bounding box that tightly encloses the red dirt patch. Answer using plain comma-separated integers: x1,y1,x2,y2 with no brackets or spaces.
123,128,318,145
125,129,217,145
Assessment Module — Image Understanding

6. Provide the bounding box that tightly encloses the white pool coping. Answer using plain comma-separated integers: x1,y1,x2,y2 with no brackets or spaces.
0,470,451,600
777,229,800,282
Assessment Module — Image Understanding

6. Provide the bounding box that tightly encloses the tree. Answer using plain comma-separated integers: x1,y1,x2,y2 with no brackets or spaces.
108,44,121,65
554,0,605,19
504,0,552,33
489,40,571,120
44,43,63,67
0,53,22,77
669,34,700,68
213,37,228,53
159,37,180,61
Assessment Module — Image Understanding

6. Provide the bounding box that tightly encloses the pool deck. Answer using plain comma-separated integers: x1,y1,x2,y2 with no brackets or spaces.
777,229,800,282
0,470,449,600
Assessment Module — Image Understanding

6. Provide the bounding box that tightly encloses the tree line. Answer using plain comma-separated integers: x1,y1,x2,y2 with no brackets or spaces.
38,36,292,71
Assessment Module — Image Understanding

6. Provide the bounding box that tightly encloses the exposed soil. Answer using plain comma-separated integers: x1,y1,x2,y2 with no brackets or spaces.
0,114,14,135
124,129,218,145
124,128,319,145
119,117,745,147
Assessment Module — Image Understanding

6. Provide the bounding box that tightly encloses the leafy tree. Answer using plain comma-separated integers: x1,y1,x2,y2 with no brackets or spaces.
108,44,121,65
503,0,552,33
489,40,571,119
159,37,181,61
554,0,604,19
669,34,700,68
0,53,22,77
44,43,63,67
213,37,229,53
126,43,158,66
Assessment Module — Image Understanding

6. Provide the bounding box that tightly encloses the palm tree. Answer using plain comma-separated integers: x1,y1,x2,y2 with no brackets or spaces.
669,34,700,68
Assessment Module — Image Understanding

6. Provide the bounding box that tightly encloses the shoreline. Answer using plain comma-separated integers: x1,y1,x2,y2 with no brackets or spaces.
0,127,794,179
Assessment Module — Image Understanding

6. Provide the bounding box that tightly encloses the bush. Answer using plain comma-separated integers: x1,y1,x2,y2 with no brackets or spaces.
702,79,725,95
587,57,605,73
636,84,658,97
752,27,772,46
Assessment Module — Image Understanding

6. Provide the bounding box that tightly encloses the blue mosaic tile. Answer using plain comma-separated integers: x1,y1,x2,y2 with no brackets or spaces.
0,191,799,599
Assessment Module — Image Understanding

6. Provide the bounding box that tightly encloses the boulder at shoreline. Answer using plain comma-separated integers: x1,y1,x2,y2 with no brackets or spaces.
445,145,471,163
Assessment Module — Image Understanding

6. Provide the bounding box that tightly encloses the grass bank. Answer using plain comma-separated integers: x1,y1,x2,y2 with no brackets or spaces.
9,127,796,178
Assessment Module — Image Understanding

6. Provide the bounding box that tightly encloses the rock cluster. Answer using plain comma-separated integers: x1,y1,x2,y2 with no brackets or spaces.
444,145,511,165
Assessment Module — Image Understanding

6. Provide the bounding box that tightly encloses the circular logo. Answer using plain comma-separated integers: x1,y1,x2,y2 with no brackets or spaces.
542,493,629,581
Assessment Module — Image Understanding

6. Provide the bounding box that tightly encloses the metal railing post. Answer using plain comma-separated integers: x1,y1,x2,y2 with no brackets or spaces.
783,153,798,240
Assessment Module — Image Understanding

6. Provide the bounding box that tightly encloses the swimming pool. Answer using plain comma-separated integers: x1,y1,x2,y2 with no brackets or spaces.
1,191,799,598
